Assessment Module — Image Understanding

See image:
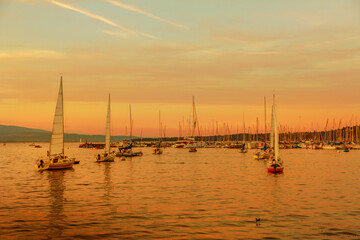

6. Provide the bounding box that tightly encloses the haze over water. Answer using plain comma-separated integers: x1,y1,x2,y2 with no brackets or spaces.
1,143,359,239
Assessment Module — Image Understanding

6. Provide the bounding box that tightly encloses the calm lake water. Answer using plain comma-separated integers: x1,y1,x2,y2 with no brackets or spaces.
1,143,360,239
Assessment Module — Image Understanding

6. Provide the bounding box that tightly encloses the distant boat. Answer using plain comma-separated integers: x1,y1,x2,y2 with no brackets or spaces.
152,110,163,155
239,113,247,153
267,94,284,173
95,94,115,162
117,104,143,157
34,145,42,148
35,76,75,170
185,96,205,149
189,148,197,152
253,98,270,159
152,142,163,154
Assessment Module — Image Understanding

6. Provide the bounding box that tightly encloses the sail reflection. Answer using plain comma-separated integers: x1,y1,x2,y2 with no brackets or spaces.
103,163,116,216
46,170,68,238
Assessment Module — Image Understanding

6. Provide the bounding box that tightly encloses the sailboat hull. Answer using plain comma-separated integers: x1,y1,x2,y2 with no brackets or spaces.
253,152,270,159
152,148,163,154
267,167,284,173
36,157,74,170
95,153,115,162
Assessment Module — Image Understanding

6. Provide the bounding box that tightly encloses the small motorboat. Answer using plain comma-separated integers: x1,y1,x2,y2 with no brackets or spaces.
34,145,42,148
122,150,143,157
189,148,197,152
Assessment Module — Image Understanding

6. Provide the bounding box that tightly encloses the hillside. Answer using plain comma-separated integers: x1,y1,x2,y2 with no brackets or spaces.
0,125,128,142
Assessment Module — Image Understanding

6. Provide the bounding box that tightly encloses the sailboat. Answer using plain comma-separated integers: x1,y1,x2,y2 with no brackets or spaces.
189,96,198,152
267,94,284,173
152,110,163,154
35,77,75,170
118,104,143,157
186,96,205,150
254,97,270,159
95,94,115,162
239,113,248,153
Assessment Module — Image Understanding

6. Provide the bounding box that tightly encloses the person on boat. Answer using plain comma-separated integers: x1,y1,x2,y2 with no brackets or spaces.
97,154,100,160
39,159,44,168
47,151,50,157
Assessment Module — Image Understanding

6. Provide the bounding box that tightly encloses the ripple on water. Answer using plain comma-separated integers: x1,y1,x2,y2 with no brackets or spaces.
1,146,360,239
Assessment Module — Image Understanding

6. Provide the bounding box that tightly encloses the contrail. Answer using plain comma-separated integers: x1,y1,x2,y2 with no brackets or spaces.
101,30,158,40
50,0,157,39
105,0,189,30
102,30,128,38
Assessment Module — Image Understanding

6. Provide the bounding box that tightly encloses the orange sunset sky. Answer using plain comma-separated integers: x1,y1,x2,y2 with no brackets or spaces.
1,0,360,137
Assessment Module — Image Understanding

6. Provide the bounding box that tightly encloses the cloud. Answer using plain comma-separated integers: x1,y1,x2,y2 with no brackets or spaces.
50,0,157,39
105,0,189,30
0,50,65,59
101,30,128,38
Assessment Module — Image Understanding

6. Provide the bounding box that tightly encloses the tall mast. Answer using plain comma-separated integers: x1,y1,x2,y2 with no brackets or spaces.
264,96,267,142
105,93,111,153
243,113,245,143
158,110,161,141
61,76,64,155
274,94,279,161
192,96,195,138
256,117,259,141
270,93,274,149
129,104,132,142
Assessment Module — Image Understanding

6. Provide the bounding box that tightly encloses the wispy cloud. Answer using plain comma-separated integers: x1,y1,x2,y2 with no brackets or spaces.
50,0,157,39
101,30,128,38
0,49,64,59
105,0,189,30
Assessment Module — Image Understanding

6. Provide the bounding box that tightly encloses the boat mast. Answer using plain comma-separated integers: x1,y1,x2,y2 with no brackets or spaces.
274,94,279,161
243,113,245,144
105,93,111,153
129,104,132,143
192,96,195,138
61,76,64,155
264,96,267,143
270,94,274,149
158,110,161,142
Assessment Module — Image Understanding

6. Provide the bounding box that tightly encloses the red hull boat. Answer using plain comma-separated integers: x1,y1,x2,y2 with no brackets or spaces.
267,167,284,173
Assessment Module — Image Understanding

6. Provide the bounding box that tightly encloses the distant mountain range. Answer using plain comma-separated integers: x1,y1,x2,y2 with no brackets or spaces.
0,125,128,142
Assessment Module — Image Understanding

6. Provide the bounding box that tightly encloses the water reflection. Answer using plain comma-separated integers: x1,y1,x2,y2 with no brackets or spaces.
46,170,68,238
102,163,117,217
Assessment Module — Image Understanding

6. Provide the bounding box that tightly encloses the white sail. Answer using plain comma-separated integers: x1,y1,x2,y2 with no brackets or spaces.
274,96,279,161
270,103,274,149
49,77,64,156
105,94,111,153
